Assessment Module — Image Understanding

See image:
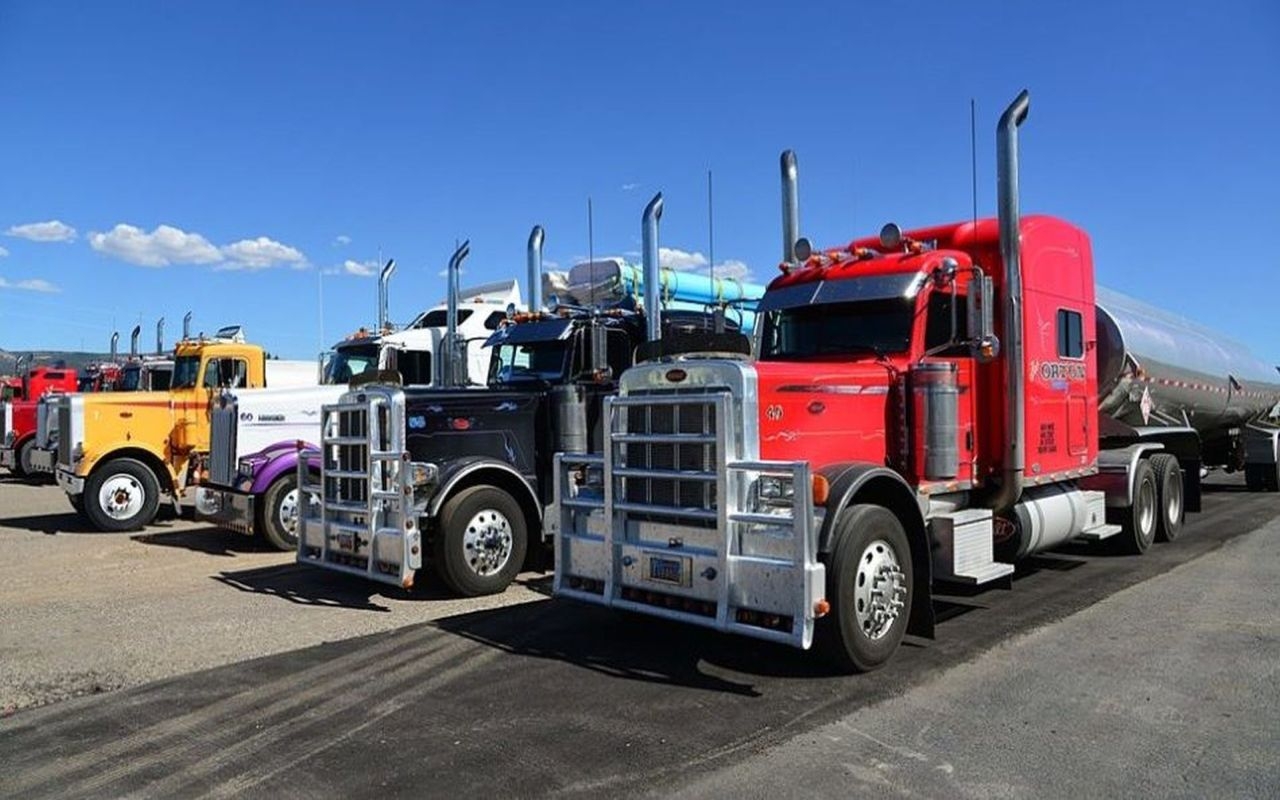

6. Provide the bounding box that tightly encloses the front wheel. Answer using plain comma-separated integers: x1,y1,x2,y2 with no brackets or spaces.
17,439,40,481
68,492,87,519
818,504,913,673
432,485,528,597
83,458,162,532
258,472,311,551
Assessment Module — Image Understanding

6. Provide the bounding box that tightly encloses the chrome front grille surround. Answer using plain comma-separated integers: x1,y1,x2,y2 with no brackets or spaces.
209,401,238,487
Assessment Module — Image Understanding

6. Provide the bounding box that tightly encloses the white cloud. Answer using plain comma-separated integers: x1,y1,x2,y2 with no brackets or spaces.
342,259,378,277
621,183,639,192
0,245,8,257
333,234,352,246
219,236,307,270
89,223,221,267
6,220,77,242
658,246,752,280
0,276,60,293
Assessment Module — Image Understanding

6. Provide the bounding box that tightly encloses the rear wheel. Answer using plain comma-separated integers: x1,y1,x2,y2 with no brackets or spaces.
1116,460,1158,555
1149,453,1184,542
818,504,913,673
433,485,528,597
1244,463,1278,493
259,472,311,551
83,458,162,532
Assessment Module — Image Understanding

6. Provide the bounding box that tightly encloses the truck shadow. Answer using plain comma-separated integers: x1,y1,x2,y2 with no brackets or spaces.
212,563,447,612
131,527,275,556
0,511,100,534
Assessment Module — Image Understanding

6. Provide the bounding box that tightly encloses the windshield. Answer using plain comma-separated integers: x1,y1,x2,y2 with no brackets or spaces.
171,355,202,389
489,341,570,385
120,366,142,392
760,298,914,360
325,344,379,384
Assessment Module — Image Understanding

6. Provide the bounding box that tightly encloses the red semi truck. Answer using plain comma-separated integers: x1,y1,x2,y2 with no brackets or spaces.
554,90,1280,672
1,357,81,478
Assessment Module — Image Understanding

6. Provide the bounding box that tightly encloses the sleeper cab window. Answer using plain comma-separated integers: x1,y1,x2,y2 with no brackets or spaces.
1056,309,1084,359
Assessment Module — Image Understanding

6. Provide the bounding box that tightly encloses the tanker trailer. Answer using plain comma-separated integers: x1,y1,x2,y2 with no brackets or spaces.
1093,286,1280,495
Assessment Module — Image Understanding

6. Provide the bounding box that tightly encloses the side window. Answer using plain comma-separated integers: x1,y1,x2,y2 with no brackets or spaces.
203,358,249,388
1057,309,1084,359
483,311,507,331
925,291,969,356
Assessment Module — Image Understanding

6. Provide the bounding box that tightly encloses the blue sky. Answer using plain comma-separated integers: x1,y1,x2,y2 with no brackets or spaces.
1,1,1277,362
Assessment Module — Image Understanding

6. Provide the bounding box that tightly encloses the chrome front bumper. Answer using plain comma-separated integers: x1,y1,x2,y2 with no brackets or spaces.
56,467,85,495
196,487,256,536
0,448,14,470
29,448,56,473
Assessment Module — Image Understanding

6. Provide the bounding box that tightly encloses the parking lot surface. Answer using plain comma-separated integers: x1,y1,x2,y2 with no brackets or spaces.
0,474,1276,798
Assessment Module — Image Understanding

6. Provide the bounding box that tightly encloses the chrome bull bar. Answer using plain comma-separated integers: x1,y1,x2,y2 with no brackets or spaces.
296,390,421,587
554,392,825,649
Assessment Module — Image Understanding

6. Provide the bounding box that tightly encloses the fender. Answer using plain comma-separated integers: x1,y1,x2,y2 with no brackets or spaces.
245,441,317,494
82,440,175,483
816,461,935,640
427,455,542,522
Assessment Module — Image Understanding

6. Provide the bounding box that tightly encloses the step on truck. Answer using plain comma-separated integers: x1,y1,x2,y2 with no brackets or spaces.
297,198,762,596
554,92,1280,673
52,324,317,531
196,258,526,550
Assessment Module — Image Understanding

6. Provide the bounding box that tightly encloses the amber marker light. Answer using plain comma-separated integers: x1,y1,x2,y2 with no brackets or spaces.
812,474,830,505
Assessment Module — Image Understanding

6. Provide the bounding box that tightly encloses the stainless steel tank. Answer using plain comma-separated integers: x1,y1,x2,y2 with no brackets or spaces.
1095,286,1280,434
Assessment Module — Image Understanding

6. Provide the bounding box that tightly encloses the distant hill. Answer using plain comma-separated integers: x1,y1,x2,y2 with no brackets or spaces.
0,347,115,376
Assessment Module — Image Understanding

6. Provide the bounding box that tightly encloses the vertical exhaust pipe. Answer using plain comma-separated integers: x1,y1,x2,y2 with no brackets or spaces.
109,332,119,363
129,325,141,358
377,259,396,332
156,317,165,354
444,241,470,386
183,311,193,340
642,193,665,342
991,89,1031,513
527,225,545,312
780,150,800,263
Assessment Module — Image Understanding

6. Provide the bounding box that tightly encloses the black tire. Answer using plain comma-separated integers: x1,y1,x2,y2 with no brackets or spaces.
1244,463,1279,493
432,485,528,597
83,458,162,532
817,504,914,673
68,492,87,519
1149,453,1184,542
1116,459,1158,555
258,472,308,551
16,438,36,480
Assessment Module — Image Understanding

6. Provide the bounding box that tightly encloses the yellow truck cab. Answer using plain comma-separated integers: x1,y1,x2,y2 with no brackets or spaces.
54,326,311,531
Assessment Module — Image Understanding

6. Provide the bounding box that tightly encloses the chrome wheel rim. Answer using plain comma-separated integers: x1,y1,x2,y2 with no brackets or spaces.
99,474,145,520
277,488,300,535
462,508,513,577
1138,479,1157,539
853,538,907,641
1165,473,1182,524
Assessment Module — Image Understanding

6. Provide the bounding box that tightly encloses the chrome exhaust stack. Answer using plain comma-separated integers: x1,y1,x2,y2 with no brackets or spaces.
377,259,397,333
527,225,545,312
642,192,665,342
129,325,141,359
444,241,470,387
156,317,165,354
109,332,119,363
183,311,193,340
991,89,1031,513
780,150,800,263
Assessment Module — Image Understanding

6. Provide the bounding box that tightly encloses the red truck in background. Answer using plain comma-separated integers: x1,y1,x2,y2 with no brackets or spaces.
554,90,1280,673
1,355,81,479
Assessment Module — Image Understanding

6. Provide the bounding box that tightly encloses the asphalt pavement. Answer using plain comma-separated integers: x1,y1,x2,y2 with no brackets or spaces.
0,475,1276,798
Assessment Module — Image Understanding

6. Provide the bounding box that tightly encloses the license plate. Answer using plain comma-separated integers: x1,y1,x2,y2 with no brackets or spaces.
646,555,689,586
337,533,355,551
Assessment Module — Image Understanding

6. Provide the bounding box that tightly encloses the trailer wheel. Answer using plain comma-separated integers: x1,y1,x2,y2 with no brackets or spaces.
259,473,311,551
1116,460,1158,555
1244,464,1278,493
83,458,162,532
433,485,528,597
1149,453,1184,542
818,504,913,673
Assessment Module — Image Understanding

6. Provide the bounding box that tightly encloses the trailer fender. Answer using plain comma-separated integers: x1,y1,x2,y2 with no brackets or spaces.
817,463,934,640
1082,442,1165,510
427,457,542,538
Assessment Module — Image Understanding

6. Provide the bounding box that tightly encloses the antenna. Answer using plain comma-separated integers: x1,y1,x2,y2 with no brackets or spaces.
971,97,979,243
587,197,595,305
707,169,715,283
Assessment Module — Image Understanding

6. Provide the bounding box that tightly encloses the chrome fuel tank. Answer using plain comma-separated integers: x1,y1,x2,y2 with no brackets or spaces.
1096,287,1280,433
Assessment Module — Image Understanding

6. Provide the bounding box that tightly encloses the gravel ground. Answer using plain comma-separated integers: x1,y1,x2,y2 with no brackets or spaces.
0,477,546,714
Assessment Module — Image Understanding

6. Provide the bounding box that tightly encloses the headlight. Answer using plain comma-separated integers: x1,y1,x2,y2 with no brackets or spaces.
72,442,85,463
755,474,795,506
410,461,439,487
238,457,256,479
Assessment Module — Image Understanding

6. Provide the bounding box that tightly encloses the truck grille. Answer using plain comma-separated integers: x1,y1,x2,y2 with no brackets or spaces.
35,402,49,448
324,405,389,506
617,389,722,522
209,401,238,487
1,403,7,441
57,401,72,466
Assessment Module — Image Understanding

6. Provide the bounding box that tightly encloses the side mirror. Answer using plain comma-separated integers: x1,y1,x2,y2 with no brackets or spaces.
967,274,1000,363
